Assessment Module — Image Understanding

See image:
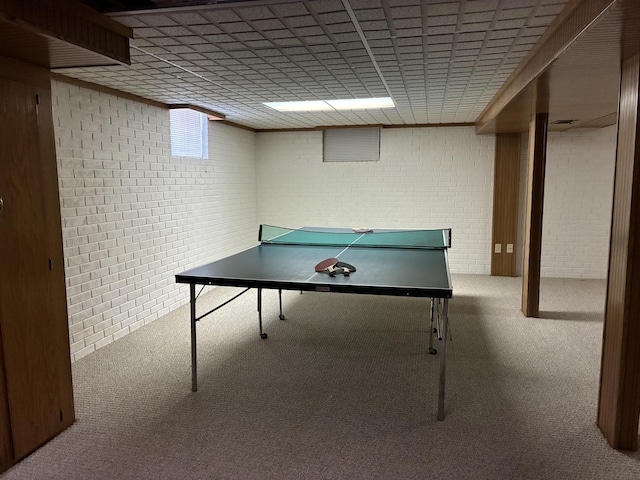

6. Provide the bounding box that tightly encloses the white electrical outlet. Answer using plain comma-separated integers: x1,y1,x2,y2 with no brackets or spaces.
494,243,502,254
506,243,514,253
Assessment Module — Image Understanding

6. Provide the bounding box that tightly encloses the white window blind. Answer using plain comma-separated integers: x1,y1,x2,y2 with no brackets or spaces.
323,127,380,162
169,108,208,159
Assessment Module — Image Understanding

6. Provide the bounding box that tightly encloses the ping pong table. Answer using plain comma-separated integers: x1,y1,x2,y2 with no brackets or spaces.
175,225,453,420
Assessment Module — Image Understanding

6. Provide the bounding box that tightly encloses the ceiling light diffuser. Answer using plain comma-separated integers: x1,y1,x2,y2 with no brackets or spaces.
263,100,333,112
264,97,395,112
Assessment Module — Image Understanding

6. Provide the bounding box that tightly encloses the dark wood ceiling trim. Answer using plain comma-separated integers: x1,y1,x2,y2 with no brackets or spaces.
168,104,226,121
383,123,474,129
256,128,319,133
216,120,256,132
475,0,615,134
256,122,474,133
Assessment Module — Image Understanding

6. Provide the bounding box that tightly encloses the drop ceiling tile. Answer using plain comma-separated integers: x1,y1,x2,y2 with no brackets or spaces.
235,6,273,21
427,34,456,45
57,0,569,129
391,5,421,18
270,3,310,17
529,14,559,26
169,12,209,25
340,42,367,52
140,14,178,27
177,35,209,45
465,11,497,23
495,18,527,29
201,33,235,43
273,37,305,47
164,45,198,55
190,24,223,35
318,0,349,12
424,24,456,36
537,4,566,15
135,27,165,38
334,32,364,42
467,0,500,12
395,36,423,47
359,20,390,30
499,7,534,19
488,28,522,39
201,10,242,23
458,22,492,32
396,28,423,37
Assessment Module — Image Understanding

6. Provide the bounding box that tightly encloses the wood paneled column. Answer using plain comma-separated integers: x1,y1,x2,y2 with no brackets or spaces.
491,133,521,276
521,94,548,317
597,52,640,451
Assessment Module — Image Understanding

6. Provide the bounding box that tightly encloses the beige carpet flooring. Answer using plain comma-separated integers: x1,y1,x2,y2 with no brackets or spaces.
2,274,640,479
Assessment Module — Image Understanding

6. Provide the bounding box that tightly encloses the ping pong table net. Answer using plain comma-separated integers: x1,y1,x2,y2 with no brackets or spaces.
259,225,451,249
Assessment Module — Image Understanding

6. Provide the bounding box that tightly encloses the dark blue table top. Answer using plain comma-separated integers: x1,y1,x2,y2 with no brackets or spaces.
175,242,452,298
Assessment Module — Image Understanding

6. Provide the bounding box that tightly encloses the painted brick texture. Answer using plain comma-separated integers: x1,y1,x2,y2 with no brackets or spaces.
256,127,495,274
542,127,616,278
517,126,616,278
52,80,258,361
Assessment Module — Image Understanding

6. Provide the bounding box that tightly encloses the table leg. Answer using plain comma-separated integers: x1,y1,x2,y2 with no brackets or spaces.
428,298,437,354
437,298,449,421
258,287,268,338
190,283,197,392
278,289,285,320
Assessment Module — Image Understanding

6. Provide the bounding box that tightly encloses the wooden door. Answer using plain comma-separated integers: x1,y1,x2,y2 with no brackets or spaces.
0,62,74,463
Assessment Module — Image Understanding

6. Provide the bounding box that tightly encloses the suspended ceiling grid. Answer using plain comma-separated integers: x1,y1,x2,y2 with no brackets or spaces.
57,0,568,130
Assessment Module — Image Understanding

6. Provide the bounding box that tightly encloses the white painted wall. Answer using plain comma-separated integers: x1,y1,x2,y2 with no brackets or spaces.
256,127,495,274
52,80,258,361
517,126,617,278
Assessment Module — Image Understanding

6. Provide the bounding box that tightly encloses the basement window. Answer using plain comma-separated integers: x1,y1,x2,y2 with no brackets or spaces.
170,108,208,159
323,127,380,162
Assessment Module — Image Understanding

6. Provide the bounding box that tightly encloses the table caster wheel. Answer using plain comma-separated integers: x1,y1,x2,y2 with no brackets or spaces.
428,347,437,355
260,333,268,339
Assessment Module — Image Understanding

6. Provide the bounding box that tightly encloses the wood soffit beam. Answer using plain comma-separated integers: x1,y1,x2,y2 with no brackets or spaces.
0,0,132,68
475,0,617,134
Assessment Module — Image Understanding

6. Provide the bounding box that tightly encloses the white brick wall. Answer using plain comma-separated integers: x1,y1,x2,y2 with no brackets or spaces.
52,80,258,361
256,127,495,274
517,126,616,278
543,127,616,278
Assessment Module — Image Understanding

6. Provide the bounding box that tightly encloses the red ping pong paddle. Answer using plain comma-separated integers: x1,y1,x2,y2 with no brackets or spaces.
315,257,339,276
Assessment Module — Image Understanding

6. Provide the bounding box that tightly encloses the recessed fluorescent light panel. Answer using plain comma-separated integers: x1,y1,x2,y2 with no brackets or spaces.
264,97,395,112
263,100,332,112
